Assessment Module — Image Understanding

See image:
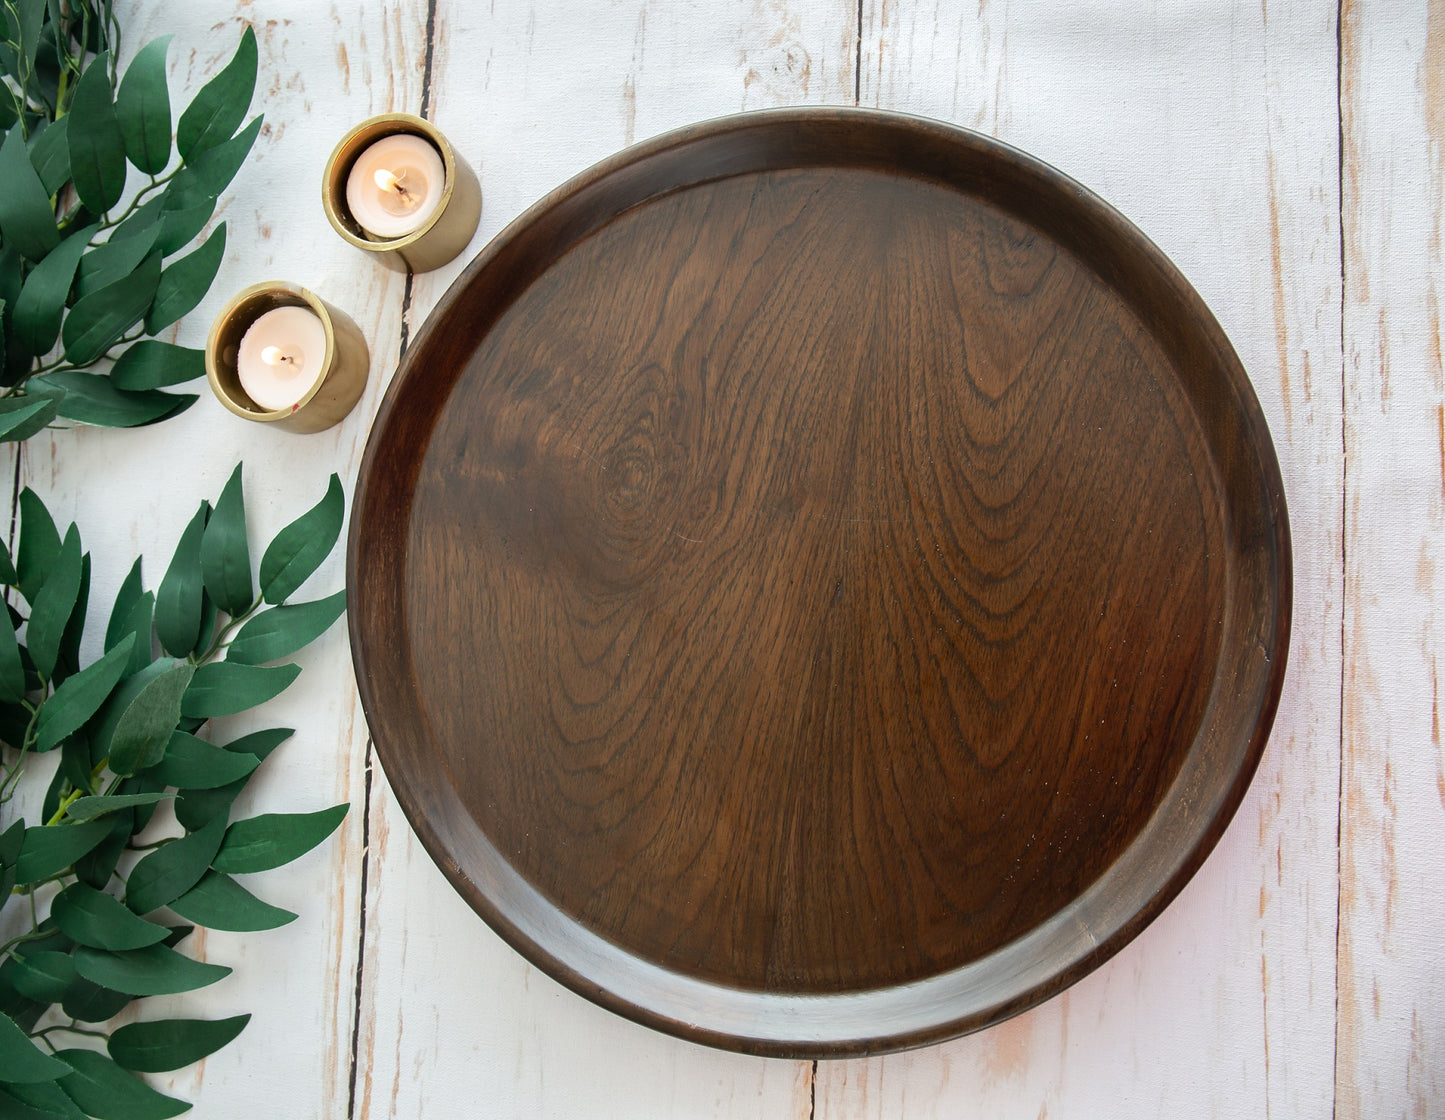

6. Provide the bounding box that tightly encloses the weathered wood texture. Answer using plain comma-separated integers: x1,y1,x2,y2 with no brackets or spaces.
11,0,1441,1115
14,5,425,1116
1337,1,1445,1115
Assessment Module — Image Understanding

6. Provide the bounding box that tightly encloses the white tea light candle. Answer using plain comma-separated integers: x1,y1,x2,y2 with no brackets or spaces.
324,114,482,272
237,305,327,411
345,133,445,240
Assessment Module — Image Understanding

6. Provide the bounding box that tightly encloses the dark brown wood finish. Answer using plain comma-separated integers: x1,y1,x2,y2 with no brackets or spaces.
348,109,1290,1057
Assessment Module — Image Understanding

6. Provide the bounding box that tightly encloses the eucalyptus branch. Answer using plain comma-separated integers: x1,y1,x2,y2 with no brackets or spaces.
3,15,260,440
0,467,349,1117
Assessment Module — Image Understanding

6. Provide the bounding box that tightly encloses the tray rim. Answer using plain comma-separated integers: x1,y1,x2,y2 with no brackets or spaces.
347,105,1293,1058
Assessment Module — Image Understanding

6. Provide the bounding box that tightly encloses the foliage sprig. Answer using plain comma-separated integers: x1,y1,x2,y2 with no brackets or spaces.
1,3,261,438
0,466,349,1117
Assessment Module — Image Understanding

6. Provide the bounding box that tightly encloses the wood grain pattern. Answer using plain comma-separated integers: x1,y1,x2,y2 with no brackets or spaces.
351,0,851,1113
821,0,1345,1113
15,0,1437,1113
350,110,1288,1055
1337,1,1445,1114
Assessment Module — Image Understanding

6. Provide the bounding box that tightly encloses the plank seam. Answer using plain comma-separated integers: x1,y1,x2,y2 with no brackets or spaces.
854,0,862,105
345,738,377,1119
1331,0,1348,1116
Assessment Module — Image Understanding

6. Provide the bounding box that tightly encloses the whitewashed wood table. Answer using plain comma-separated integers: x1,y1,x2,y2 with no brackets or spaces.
8,0,1441,1115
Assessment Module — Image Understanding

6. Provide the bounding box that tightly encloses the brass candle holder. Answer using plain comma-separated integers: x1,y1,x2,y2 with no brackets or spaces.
322,113,482,273
205,282,370,433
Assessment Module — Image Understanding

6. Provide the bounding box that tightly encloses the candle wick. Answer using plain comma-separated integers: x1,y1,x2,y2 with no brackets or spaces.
261,345,294,368
374,167,412,203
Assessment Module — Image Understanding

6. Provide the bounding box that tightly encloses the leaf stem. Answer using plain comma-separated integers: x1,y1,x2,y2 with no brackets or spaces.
34,1022,112,1043
0,927,51,955
45,785,86,826
103,171,171,230
195,596,263,664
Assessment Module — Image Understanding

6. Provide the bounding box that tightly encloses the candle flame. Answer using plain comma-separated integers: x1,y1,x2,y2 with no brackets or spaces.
374,167,400,193
261,346,290,367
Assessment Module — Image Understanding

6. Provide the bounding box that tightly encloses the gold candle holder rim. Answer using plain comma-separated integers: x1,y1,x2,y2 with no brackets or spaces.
322,112,460,253
206,281,338,422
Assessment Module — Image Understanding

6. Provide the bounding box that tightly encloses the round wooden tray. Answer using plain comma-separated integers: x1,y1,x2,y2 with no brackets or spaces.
348,108,1291,1057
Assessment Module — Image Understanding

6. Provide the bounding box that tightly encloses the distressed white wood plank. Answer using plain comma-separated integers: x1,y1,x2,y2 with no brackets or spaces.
818,2,1343,1117
352,1,853,1117
1337,2,1445,1115
16,3,426,1116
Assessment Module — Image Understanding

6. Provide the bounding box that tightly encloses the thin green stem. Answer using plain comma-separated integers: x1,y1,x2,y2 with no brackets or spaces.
0,927,51,955
195,597,262,664
103,171,170,229
35,1022,111,1043
45,786,85,826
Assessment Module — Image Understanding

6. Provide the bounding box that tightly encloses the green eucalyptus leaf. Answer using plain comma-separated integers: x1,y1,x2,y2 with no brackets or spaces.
59,728,91,789
226,590,345,666
171,871,296,932
172,779,243,832
0,595,25,702
11,224,97,356
108,195,163,241
9,951,75,1003
145,221,224,334
0,1010,71,1083
28,371,193,428
155,502,207,657
74,222,159,298
116,36,171,175
109,1014,249,1074
60,974,130,1026
153,197,215,259
171,729,290,831
52,883,170,950
0,125,60,261
14,0,45,77
13,819,112,883
105,558,144,650
108,661,195,776
55,1048,191,1119
73,809,133,892
111,591,154,677
0,816,22,882
260,474,343,604
28,115,71,195
0,537,17,585
90,657,174,760
72,943,230,997
0,1080,88,1120
212,803,348,874
199,461,251,615
0,395,59,443
25,524,82,681
66,792,173,822
180,661,299,718
176,25,256,162
59,251,161,365
17,487,61,601
34,634,135,752
124,813,225,915
55,550,90,684
110,341,205,390
66,51,128,213
148,732,258,789
163,114,260,211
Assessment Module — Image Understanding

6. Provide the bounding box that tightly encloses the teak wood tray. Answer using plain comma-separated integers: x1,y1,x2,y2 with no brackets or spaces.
348,108,1291,1057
